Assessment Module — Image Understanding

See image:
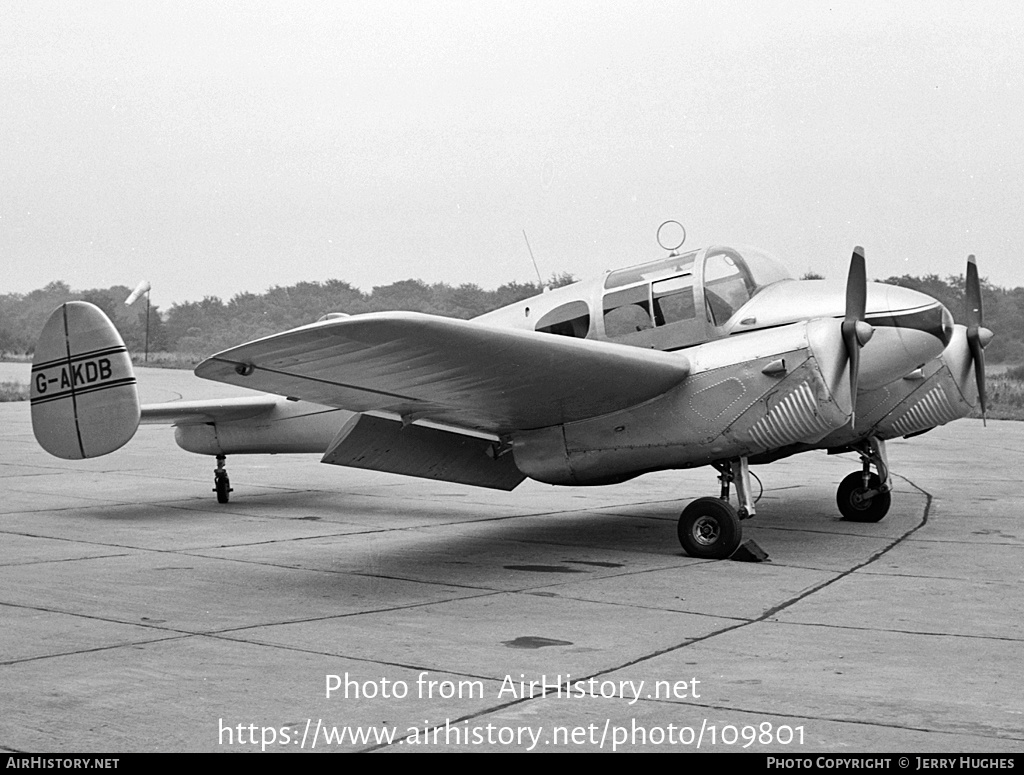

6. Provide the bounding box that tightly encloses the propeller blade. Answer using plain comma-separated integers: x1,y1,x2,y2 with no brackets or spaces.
840,247,868,419
968,331,987,422
965,255,983,330
845,246,867,325
965,255,988,422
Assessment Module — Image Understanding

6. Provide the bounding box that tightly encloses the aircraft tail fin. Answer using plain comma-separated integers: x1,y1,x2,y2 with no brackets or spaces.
31,302,141,459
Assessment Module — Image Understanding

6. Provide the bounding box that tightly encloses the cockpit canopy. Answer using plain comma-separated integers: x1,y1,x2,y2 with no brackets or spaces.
600,246,792,347
701,247,792,325
503,245,794,353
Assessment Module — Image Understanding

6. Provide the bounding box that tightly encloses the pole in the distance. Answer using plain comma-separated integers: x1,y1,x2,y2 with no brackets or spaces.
125,280,152,363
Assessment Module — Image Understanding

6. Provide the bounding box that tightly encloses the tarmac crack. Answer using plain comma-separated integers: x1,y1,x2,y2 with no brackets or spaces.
0,597,209,644
358,473,938,752
200,632,503,685
755,618,1024,643
0,590,503,669
856,567,1019,580
877,535,1022,547
203,589,505,638
0,637,191,668
0,618,194,668
0,550,132,568
517,589,750,623
744,472,932,622
635,695,1024,743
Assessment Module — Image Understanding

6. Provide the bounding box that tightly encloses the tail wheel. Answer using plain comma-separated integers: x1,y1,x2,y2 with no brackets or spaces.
837,472,890,522
678,497,742,559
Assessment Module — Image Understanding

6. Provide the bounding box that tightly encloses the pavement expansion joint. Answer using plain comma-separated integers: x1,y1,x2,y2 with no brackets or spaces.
0,550,131,568
636,696,1022,743
201,631,501,686
764,618,1024,643
0,632,194,668
204,589,506,638
858,567,1020,580
539,589,750,621
347,569,505,592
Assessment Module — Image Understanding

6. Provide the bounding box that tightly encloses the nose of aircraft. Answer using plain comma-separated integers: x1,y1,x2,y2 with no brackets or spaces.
858,283,953,391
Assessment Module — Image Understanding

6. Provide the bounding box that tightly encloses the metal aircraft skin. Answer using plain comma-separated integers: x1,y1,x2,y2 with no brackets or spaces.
29,243,992,559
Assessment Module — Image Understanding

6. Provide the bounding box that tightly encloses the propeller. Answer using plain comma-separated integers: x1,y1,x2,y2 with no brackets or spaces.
840,246,874,423
965,255,993,424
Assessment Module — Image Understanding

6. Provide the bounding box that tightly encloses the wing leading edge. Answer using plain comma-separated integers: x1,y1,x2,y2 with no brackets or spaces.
194,311,691,434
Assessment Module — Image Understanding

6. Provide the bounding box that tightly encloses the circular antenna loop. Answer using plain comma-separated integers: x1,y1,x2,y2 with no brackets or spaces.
657,220,686,253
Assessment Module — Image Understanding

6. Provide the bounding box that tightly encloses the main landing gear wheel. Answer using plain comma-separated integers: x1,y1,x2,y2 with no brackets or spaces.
213,454,232,504
214,473,231,504
677,497,742,559
836,471,890,522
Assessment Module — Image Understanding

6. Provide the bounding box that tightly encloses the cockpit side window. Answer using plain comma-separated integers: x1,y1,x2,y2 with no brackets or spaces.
535,300,591,338
704,252,756,326
652,274,696,326
603,285,652,337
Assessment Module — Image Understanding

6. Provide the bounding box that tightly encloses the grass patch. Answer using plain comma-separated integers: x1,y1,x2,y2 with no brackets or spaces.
0,381,29,402
130,352,202,369
978,374,1024,420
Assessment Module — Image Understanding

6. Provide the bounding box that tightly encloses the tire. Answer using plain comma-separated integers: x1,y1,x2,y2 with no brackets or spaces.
836,471,890,522
215,474,231,504
677,497,742,559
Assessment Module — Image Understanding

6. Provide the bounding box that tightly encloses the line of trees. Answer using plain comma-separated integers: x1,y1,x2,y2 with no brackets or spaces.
0,275,576,359
1,272,1020,363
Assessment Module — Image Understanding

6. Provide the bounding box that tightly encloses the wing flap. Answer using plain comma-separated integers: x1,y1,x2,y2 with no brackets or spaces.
195,312,690,433
322,413,525,490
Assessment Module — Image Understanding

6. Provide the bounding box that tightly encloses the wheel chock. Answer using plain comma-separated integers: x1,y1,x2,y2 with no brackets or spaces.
730,540,770,563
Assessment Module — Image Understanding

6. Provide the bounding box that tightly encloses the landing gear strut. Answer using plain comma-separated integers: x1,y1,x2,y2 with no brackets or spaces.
677,457,754,559
837,437,891,522
213,454,232,504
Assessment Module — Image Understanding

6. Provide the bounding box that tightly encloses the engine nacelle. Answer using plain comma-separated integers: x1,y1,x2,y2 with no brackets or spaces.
512,319,853,485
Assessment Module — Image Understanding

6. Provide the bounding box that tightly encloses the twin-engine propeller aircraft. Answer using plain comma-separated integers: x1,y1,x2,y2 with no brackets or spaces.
30,238,992,559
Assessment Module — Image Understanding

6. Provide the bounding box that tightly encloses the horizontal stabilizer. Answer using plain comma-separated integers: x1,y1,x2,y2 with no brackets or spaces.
31,302,140,459
141,396,281,425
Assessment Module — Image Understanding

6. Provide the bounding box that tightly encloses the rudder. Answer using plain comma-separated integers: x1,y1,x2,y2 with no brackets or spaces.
31,302,141,459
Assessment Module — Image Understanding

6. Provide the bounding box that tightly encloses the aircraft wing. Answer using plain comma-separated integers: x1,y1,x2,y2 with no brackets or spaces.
194,311,690,433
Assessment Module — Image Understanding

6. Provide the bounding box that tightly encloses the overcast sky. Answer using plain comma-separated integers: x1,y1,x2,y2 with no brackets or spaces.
3,1,1023,307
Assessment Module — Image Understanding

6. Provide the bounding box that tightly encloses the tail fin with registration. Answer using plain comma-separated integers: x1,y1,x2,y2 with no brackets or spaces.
31,301,141,459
